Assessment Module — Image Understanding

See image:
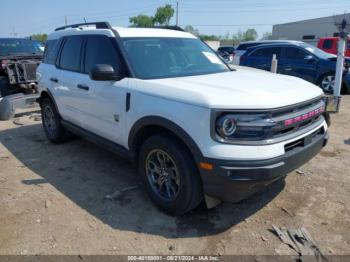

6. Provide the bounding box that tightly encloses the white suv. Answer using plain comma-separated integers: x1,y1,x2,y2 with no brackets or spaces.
37,22,329,215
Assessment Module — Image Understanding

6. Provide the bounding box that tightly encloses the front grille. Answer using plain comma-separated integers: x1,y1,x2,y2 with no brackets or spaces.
271,97,325,139
284,127,324,152
23,63,37,81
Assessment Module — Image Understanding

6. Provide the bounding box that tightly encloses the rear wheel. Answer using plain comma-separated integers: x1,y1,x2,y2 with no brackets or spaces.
41,97,68,143
139,135,203,215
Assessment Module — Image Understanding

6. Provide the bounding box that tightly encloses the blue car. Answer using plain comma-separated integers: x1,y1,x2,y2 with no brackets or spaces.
240,41,350,94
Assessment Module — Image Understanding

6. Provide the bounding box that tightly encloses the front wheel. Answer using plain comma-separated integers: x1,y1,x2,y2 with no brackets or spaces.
41,98,68,143
139,135,203,215
319,73,335,94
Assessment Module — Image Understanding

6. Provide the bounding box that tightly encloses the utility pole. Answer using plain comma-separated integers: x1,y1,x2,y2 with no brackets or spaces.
334,17,348,97
65,16,68,26
176,1,179,26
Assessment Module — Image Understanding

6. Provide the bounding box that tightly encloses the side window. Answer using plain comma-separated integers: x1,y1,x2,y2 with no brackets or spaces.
59,36,83,72
322,39,333,49
285,47,308,60
251,47,282,58
84,35,119,74
43,39,60,64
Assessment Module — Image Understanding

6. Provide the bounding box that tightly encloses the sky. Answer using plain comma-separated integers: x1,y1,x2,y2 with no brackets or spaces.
0,0,349,38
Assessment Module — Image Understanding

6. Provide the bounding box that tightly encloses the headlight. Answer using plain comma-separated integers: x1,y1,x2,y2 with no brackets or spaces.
215,113,275,142
217,117,237,137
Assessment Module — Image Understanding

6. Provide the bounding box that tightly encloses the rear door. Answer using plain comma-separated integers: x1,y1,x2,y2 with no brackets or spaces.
54,35,85,126
245,46,282,72
76,34,128,144
279,46,318,83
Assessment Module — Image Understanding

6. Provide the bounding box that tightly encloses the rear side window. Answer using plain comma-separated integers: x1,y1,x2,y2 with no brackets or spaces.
322,39,333,49
285,47,308,59
43,40,60,64
84,35,119,73
59,36,83,72
250,47,282,58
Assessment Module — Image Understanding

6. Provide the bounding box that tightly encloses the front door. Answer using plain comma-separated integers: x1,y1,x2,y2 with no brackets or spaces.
279,47,318,83
76,35,127,145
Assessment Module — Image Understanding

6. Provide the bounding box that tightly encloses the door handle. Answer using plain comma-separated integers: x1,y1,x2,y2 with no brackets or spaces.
284,68,292,71
77,84,89,91
50,77,58,83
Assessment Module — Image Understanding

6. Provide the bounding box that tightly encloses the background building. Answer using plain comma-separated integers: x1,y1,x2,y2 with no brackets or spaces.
272,13,349,45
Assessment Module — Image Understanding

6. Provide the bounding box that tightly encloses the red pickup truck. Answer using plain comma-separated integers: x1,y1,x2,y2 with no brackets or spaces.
317,37,350,57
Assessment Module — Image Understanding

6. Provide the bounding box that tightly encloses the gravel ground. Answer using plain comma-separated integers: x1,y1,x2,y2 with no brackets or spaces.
0,97,349,256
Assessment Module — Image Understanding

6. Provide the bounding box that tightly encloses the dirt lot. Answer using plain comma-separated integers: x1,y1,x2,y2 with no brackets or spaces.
0,97,349,256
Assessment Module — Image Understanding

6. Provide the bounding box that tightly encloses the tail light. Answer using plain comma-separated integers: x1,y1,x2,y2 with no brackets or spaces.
240,56,245,63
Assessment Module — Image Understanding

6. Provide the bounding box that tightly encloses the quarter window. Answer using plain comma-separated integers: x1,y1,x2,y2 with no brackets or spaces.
59,36,83,72
43,40,60,64
84,35,119,74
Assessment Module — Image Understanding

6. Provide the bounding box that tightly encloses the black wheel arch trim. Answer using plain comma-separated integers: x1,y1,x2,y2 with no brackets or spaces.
37,89,61,115
128,116,204,163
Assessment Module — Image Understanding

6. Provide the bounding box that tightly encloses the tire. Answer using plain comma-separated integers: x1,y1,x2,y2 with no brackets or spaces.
41,97,68,143
0,77,14,121
319,73,335,94
139,134,203,215
0,77,10,97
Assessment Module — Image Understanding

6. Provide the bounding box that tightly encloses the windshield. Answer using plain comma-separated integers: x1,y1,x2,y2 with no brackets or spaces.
122,37,229,79
0,39,44,56
300,42,335,59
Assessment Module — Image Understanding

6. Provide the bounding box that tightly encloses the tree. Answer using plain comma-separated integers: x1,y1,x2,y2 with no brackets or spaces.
129,15,155,27
184,25,200,36
243,29,258,41
153,4,174,25
261,32,273,40
129,4,175,27
30,34,48,42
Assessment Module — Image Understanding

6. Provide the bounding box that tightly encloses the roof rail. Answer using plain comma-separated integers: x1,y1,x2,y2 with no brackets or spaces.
134,25,185,32
55,21,112,31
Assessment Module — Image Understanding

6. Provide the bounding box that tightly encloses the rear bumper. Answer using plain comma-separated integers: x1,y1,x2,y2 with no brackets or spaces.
200,128,328,203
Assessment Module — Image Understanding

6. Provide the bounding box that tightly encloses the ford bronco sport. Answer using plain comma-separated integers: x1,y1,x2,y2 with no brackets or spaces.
37,22,329,215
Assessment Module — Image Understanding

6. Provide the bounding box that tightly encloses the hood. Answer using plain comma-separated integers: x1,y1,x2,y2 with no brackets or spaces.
135,67,323,109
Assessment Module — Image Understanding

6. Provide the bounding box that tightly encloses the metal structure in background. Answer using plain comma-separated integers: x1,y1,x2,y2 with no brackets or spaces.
327,15,349,113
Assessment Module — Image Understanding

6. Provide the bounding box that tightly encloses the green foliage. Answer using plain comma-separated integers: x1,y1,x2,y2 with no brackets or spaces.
30,34,48,42
129,4,175,27
184,26,258,44
184,25,200,36
129,15,155,27
261,32,273,40
153,4,174,26
244,29,258,41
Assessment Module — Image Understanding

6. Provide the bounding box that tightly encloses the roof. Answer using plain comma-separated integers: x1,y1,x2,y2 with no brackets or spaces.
48,25,196,40
238,40,301,45
245,41,307,50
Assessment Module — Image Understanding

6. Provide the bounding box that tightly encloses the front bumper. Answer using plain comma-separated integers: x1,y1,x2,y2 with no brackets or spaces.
200,127,328,202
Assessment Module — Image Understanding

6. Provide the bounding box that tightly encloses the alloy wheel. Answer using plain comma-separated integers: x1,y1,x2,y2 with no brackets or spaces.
145,149,180,201
321,75,335,93
43,105,56,136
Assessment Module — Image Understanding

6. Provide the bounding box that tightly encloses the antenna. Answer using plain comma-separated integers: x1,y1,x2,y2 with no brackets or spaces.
84,17,87,23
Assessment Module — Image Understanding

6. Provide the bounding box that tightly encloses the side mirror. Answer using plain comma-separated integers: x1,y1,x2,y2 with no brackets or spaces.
304,55,316,63
90,64,123,81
